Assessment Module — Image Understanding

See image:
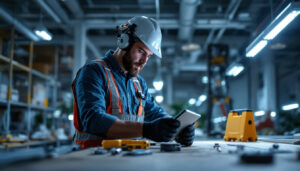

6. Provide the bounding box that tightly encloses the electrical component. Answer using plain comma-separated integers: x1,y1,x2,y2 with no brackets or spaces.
281,103,299,111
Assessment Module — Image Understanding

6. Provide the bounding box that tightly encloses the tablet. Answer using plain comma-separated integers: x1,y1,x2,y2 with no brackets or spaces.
174,109,201,135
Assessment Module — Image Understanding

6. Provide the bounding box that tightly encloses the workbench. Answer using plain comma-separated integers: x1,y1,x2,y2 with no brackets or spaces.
2,140,300,171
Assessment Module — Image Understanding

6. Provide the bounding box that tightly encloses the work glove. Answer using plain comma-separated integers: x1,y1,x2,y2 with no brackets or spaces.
143,117,180,142
175,124,195,146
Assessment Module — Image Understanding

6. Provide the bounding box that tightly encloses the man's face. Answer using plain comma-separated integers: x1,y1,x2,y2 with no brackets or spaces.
122,41,153,76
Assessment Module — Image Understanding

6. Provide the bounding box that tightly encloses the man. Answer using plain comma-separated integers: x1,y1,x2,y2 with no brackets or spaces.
72,16,195,149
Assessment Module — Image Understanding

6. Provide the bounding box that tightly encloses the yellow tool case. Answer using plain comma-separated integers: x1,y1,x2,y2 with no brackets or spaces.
224,110,257,142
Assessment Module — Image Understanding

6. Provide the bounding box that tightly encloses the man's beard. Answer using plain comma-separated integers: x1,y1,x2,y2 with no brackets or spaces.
122,51,143,76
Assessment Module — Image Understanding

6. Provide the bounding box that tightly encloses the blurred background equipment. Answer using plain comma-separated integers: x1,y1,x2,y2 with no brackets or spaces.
206,44,231,136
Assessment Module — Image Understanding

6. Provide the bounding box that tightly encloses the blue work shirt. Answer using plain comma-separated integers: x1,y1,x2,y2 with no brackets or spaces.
73,50,168,137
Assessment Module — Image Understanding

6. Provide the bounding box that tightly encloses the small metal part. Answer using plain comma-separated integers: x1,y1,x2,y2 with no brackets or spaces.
110,148,122,155
216,146,222,152
160,143,181,152
123,149,152,156
213,143,220,149
268,144,291,154
272,143,279,149
240,151,273,164
213,143,221,152
94,148,108,155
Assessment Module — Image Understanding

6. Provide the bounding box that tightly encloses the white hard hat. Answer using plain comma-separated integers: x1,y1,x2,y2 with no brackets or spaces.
128,16,162,58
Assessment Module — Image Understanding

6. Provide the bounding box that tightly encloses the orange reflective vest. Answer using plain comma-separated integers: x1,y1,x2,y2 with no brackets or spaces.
72,59,144,149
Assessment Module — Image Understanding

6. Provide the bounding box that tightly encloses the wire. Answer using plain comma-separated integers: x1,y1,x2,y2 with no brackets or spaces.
254,0,286,35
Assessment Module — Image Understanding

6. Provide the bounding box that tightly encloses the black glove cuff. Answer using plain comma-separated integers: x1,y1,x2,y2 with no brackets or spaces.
142,122,151,138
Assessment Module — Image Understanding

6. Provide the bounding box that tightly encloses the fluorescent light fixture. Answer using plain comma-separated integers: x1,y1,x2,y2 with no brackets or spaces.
188,98,196,105
155,95,164,103
254,111,265,116
246,2,300,58
195,95,207,106
34,26,53,41
246,40,268,57
68,114,73,121
264,11,300,40
199,95,207,102
202,76,208,84
282,103,299,111
271,112,276,117
226,64,244,77
181,43,200,51
153,80,163,91
54,110,61,118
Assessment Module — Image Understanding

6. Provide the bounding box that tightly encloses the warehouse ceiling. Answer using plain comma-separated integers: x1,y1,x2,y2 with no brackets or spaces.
0,0,298,104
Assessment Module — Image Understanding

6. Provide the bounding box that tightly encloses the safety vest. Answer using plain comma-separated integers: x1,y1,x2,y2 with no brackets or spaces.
72,59,145,149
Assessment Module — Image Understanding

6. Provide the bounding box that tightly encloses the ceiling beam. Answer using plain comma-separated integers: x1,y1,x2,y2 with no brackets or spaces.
36,0,101,57
84,19,249,29
24,19,249,30
214,0,242,43
63,0,84,18
34,0,62,23
0,6,40,41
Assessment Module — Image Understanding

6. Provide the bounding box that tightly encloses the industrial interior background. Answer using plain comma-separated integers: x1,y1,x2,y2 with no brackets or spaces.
0,0,299,169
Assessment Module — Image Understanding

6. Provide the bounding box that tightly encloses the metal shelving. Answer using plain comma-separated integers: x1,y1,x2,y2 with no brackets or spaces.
0,29,58,136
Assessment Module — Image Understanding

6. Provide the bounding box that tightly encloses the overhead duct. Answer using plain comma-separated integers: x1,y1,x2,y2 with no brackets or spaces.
178,0,201,41
45,0,69,24
214,0,242,43
36,0,102,57
0,6,39,41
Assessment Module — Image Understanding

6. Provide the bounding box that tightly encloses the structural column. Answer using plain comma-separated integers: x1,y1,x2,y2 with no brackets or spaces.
257,53,277,111
73,22,87,79
248,59,258,109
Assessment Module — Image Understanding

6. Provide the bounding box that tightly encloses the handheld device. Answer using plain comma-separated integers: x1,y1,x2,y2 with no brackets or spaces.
174,109,201,135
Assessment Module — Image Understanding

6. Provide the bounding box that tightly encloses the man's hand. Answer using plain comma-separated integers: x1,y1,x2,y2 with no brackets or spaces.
175,125,195,146
143,118,180,142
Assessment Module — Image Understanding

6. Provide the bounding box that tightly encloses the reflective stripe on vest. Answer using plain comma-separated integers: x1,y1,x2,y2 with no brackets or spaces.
94,60,123,115
73,59,145,149
132,77,144,116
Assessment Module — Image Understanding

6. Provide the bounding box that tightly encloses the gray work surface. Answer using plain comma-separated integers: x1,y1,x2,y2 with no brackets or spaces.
2,140,300,171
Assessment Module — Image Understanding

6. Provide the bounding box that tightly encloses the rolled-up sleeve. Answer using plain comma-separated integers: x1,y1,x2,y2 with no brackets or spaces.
73,62,117,136
138,77,169,122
